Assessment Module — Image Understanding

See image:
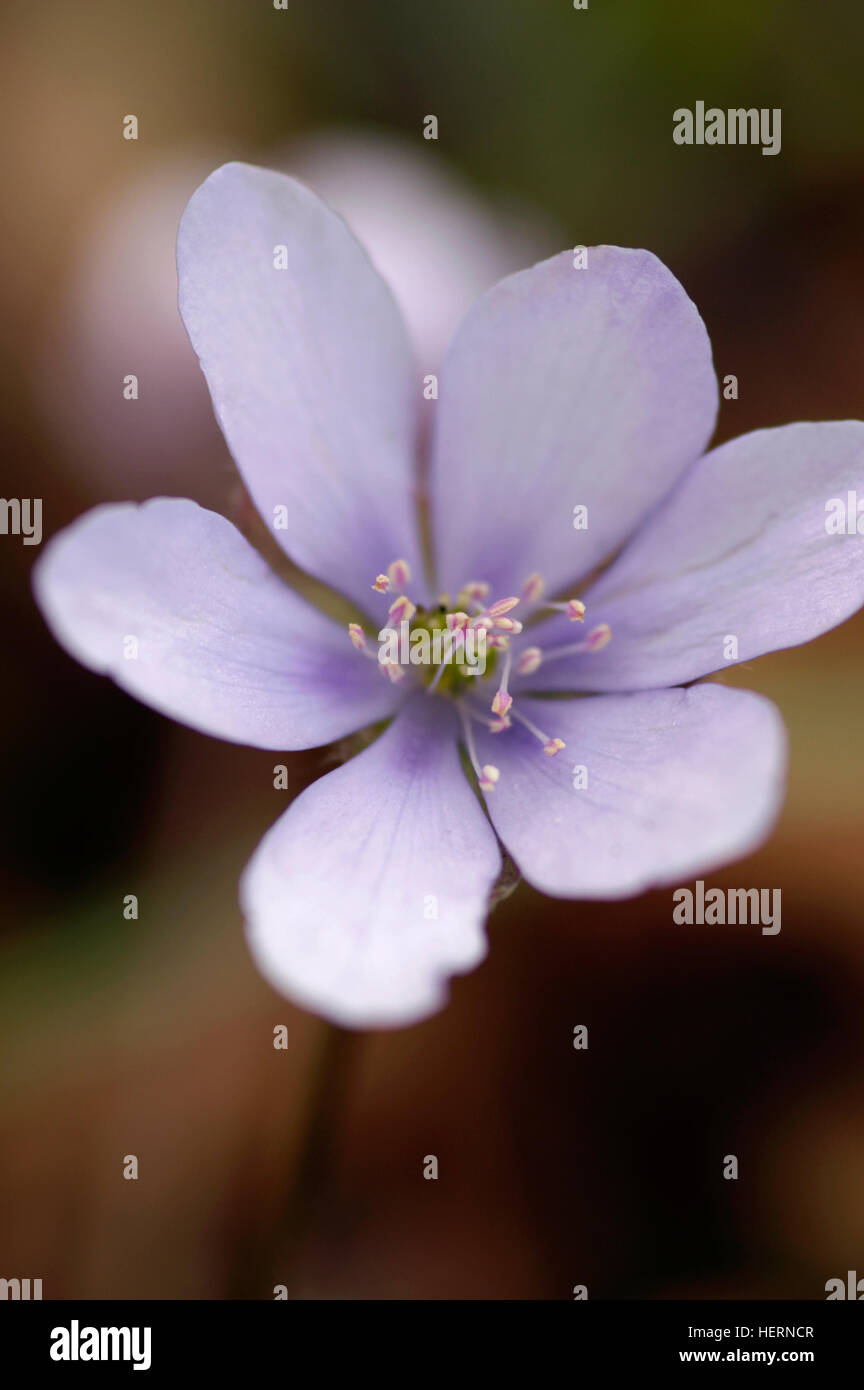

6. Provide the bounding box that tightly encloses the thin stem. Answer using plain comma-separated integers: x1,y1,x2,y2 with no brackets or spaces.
231,1022,358,1298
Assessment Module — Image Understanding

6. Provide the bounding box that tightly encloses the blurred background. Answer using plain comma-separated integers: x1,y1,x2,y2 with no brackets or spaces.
2,0,864,1299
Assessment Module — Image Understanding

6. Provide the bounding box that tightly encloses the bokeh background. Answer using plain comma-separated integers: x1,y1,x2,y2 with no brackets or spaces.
2,0,864,1299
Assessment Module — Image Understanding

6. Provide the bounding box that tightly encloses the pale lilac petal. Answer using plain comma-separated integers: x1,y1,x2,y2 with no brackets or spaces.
529,422,864,693
429,247,718,597
33,499,400,750
476,687,786,898
177,162,427,607
242,695,501,1028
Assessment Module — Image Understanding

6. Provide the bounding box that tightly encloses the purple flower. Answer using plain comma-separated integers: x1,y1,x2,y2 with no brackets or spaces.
34,162,864,1028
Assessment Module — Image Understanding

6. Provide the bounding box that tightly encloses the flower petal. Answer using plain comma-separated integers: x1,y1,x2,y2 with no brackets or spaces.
429,246,718,597
529,422,864,692
476,686,786,898
33,499,400,749
242,695,501,1028
177,162,426,607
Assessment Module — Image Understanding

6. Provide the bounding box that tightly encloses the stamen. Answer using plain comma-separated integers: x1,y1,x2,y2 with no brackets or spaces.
485,596,520,619
491,648,513,718
583,622,611,651
426,626,460,694
388,558,411,592
510,706,566,756
388,595,416,624
541,623,612,662
367,558,607,717
443,611,469,661
463,704,511,734
458,580,490,605
540,598,585,622
516,645,543,676
458,702,501,793
348,623,380,663
521,572,545,604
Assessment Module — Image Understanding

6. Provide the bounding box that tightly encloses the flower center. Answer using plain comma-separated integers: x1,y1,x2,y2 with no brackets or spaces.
348,561,611,793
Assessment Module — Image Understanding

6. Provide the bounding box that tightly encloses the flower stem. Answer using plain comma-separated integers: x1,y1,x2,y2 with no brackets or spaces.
232,1021,358,1298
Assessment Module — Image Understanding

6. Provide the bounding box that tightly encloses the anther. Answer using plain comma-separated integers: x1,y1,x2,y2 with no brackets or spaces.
446,611,470,632
521,572,545,604
479,765,500,792
583,622,611,651
491,648,513,718
541,598,585,621
516,645,542,676
459,581,490,605
388,595,416,624
485,597,520,619
458,703,502,794
511,706,566,757
539,622,613,663
387,558,411,592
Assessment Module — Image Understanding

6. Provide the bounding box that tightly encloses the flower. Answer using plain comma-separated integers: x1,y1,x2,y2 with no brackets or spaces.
34,161,864,1029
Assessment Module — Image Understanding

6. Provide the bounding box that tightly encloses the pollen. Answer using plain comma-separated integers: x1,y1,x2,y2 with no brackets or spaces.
521,571,545,604
387,558,411,592
584,622,612,651
516,645,542,676
479,764,500,793
388,595,416,624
